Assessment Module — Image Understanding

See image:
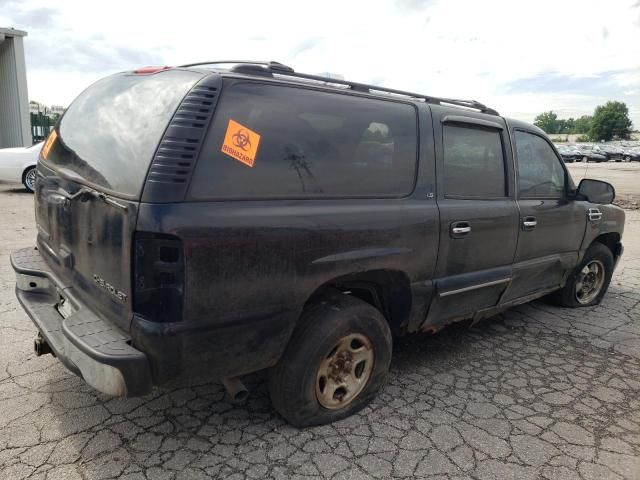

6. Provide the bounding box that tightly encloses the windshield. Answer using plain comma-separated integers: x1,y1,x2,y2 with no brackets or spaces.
43,69,203,198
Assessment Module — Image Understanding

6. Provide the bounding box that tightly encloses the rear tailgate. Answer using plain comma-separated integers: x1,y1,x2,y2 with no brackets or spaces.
35,69,203,331
35,171,140,331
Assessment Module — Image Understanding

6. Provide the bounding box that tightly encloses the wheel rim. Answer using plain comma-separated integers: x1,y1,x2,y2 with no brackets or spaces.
25,169,36,191
575,260,606,304
315,333,374,410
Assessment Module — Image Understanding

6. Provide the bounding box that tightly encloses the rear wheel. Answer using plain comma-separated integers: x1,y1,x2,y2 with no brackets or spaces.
268,292,392,427
22,167,36,193
552,243,614,307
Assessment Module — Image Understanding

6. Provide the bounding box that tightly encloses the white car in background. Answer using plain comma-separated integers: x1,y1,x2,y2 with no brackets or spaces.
0,142,42,193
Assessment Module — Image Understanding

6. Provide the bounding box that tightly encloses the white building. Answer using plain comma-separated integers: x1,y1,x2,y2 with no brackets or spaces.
50,105,65,115
0,27,30,148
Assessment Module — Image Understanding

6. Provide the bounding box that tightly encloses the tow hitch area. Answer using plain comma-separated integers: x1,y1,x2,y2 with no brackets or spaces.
34,333,53,357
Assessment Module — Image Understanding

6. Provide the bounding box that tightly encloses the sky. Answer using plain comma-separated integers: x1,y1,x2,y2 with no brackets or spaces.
1,0,639,127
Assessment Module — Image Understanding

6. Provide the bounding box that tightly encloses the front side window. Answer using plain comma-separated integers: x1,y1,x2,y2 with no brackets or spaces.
515,131,566,198
189,81,418,199
442,124,506,197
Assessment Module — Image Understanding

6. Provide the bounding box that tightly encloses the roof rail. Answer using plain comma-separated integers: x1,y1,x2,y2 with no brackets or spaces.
178,61,499,116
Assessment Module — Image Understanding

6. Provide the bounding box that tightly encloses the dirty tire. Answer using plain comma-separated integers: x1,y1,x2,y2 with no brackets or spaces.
268,292,392,427
552,242,614,308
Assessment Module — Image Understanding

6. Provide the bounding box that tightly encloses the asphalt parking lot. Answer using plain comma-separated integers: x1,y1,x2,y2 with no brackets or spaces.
567,161,640,208
1,177,639,479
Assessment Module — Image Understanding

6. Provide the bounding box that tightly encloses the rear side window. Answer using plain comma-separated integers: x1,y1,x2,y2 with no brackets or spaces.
188,81,418,199
515,131,565,198
45,70,203,197
442,124,506,197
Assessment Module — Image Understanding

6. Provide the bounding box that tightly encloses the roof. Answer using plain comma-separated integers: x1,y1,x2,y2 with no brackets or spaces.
179,61,500,116
0,27,28,38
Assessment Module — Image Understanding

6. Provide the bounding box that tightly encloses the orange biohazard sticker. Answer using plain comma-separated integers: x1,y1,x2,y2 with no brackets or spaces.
220,119,261,167
42,130,57,159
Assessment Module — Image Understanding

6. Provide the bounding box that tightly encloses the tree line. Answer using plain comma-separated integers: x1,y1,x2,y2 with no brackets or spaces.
533,101,633,141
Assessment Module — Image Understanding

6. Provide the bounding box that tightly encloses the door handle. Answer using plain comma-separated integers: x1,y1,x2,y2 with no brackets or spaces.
588,208,602,222
522,216,537,231
450,221,471,238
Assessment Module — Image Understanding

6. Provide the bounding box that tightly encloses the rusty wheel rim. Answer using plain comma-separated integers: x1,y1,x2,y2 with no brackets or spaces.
315,333,374,410
575,259,605,305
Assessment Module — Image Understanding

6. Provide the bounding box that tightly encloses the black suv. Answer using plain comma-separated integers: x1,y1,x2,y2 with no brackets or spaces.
11,61,625,426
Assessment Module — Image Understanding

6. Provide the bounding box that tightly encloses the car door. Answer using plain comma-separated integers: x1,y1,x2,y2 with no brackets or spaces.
501,127,587,302
424,107,519,326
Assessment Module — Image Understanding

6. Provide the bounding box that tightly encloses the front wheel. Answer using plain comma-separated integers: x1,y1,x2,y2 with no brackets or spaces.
268,292,392,427
552,243,614,307
22,166,36,193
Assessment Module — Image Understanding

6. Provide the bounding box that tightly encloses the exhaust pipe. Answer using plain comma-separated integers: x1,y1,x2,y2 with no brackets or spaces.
222,377,249,403
34,334,52,357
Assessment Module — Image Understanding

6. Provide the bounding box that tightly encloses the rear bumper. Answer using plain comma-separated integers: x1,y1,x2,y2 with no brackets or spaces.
10,247,152,397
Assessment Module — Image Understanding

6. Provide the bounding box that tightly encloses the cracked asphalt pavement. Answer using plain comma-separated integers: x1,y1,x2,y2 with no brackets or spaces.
1,182,639,479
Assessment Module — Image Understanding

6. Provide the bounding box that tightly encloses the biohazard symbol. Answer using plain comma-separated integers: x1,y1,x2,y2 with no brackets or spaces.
221,119,261,167
232,129,252,151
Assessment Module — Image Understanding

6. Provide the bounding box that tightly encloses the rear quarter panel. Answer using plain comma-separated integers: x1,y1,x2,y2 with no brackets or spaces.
135,197,438,377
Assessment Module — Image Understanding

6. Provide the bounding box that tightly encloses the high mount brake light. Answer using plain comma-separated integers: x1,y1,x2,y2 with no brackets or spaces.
134,66,171,75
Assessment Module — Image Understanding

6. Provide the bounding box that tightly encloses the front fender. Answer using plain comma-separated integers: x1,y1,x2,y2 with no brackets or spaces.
578,203,625,262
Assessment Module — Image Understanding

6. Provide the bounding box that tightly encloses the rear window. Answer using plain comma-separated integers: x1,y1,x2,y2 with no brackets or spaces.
188,81,418,199
44,70,203,197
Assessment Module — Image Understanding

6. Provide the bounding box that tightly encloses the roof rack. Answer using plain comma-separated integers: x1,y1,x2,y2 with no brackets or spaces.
178,61,499,116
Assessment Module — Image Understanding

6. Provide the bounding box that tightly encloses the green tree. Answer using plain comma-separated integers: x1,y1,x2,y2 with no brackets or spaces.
589,101,633,141
534,111,560,133
557,118,577,134
573,115,592,134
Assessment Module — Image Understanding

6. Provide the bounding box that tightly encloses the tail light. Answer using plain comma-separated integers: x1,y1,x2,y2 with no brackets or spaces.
133,233,184,323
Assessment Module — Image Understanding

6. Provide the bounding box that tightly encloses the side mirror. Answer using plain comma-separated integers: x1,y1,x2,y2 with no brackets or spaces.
576,179,615,204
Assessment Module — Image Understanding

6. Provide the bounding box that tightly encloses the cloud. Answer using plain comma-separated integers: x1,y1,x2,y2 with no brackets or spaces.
0,0,638,127
25,34,164,72
291,37,322,57
504,71,629,96
0,1,57,29
395,0,436,10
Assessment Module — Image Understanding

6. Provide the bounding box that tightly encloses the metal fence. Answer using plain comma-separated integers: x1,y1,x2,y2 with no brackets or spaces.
30,112,56,143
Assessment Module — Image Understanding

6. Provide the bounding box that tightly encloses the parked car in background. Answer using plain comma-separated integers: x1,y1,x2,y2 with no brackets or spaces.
599,144,624,162
0,142,42,192
575,144,608,162
557,145,582,163
622,147,640,162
